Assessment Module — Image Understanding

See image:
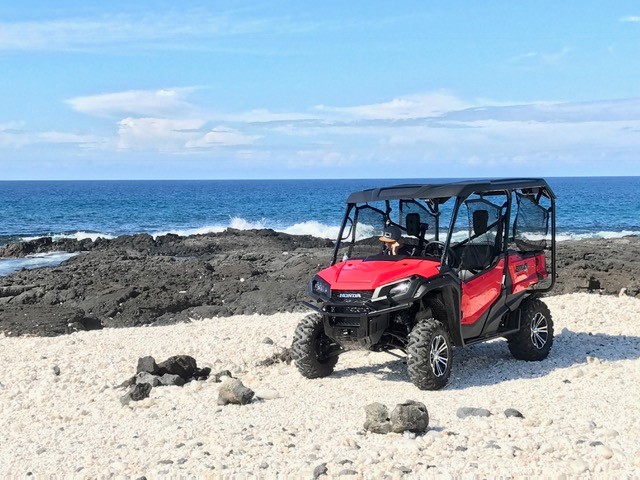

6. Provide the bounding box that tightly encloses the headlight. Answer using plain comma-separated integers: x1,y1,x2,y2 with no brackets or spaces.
311,277,330,297
389,280,411,296
372,277,417,301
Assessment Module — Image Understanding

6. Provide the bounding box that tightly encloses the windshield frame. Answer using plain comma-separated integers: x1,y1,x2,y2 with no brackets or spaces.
331,198,442,265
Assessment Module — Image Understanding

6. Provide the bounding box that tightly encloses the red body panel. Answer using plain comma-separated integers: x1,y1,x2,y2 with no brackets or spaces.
318,252,545,329
508,253,547,294
460,259,504,325
318,259,441,291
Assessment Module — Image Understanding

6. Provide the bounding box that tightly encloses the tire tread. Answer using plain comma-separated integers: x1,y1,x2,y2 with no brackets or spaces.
292,314,338,379
407,318,452,390
507,298,554,361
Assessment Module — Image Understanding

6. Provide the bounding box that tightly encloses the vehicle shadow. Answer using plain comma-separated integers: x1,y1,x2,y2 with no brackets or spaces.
330,329,640,389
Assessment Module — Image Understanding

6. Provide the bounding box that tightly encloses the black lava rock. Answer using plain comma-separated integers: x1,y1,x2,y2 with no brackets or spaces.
193,367,211,381
363,403,391,434
158,373,186,387
130,383,152,401
135,372,161,387
136,356,159,375
121,383,152,405
157,355,197,379
390,400,429,434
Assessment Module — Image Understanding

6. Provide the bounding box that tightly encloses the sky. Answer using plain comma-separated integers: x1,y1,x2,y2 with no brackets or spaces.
1,1,640,180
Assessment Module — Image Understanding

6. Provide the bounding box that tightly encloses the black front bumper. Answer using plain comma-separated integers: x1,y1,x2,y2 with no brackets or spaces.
302,300,411,349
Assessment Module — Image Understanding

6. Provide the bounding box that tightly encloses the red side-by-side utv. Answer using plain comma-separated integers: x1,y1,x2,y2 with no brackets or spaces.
292,179,556,390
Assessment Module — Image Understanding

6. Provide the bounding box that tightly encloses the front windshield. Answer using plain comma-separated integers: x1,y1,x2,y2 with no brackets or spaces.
335,199,441,261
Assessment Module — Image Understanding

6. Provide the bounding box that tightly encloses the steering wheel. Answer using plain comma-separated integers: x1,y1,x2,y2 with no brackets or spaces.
424,241,458,266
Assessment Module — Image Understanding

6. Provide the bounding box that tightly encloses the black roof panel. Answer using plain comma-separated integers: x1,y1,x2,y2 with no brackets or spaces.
346,178,555,203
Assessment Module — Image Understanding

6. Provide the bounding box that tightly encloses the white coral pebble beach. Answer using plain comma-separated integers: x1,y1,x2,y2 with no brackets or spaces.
1,293,639,477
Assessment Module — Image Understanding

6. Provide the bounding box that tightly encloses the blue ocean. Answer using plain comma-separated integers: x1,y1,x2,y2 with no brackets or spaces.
1,177,639,274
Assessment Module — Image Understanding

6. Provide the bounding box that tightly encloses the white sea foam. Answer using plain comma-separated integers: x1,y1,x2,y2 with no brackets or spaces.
16,221,640,244
21,231,115,242
281,221,342,239
555,230,640,241
153,217,341,240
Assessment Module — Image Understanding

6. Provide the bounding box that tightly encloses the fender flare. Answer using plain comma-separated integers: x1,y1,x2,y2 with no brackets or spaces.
413,273,464,347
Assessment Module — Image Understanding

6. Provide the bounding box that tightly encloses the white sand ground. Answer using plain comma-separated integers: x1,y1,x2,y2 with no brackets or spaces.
1,293,639,478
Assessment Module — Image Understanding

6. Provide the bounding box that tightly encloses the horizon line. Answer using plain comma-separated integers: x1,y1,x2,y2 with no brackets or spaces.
1,175,639,182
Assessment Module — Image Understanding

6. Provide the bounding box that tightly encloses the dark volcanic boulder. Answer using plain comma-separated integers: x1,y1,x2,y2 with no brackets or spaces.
135,372,161,387
158,373,186,387
121,383,152,405
390,400,429,433
136,356,160,375
363,403,391,434
157,355,198,379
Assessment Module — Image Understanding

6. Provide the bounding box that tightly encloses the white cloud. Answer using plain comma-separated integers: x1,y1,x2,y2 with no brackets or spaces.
0,11,276,52
287,150,352,168
37,131,104,148
67,88,199,118
0,122,106,149
186,126,260,148
219,109,317,123
67,87,320,124
0,121,29,147
511,47,571,63
620,15,640,22
11,87,640,173
315,91,470,120
117,117,204,151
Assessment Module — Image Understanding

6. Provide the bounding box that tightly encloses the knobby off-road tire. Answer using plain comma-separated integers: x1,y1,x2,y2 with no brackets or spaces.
407,318,453,390
508,298,554,361
292,313,339,379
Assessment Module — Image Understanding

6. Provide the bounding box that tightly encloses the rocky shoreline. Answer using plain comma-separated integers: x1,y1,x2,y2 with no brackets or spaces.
1,231,639,337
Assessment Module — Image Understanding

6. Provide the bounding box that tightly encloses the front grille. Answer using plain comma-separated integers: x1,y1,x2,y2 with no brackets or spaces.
326,290,372,329
328,304,368,314
331,290,373,303
327,305,367,328
331,317,361,328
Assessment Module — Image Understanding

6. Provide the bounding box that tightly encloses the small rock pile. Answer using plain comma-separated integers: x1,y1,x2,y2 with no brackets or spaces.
120,355,211,405
364,400,429,434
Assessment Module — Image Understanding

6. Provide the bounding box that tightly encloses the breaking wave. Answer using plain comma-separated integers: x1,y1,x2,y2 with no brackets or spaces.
12,220,640,244
20,231,116,242
152,217,342,240
555,230,640,241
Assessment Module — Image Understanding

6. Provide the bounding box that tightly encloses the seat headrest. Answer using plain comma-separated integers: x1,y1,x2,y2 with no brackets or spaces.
473,210,489,235
405,213,421,237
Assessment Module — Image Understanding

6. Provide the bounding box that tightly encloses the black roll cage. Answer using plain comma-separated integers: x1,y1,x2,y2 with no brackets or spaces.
332,179,556,293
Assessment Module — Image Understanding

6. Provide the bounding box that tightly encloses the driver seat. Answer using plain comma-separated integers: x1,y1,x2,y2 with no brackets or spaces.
458,209,498,281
